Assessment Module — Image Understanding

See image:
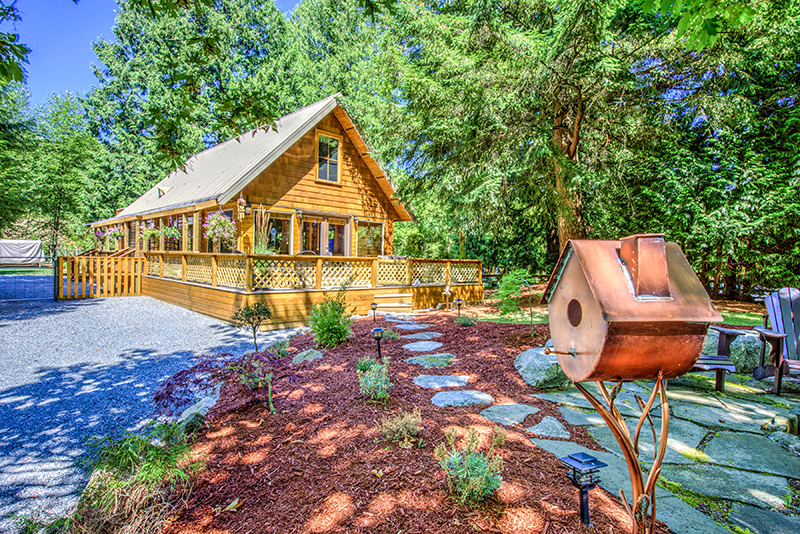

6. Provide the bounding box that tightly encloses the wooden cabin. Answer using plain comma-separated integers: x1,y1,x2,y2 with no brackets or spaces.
84,95,483,328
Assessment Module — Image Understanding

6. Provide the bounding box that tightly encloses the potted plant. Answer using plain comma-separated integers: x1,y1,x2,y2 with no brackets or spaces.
204,211,237,252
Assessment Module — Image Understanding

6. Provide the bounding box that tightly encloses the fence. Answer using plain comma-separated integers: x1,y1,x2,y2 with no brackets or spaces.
56,256,146,300
144,253,481,291
0,259,55,301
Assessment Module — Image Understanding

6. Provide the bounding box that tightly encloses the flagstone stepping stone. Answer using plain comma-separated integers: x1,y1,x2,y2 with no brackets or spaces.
768,431,800,456
559,406,605,426
589,417,706,465
703,431,800,478
401,332,442,340
292,349,323,365
729,503,800,534
413,375,469,389
531,389,646,417
527,416,570,438
432,390,493,407
480,403,539,426
406,353,455,369
660,463,790,509
403,341,443,352
394,323,432,330
670,400,786,433
386,315,416,322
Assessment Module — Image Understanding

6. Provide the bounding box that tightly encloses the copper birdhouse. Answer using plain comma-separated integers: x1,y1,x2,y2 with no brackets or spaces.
541,234,722,382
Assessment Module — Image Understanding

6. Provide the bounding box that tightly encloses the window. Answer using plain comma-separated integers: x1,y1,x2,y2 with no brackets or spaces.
254,210,291,255
302,219,321,254
357,221,383,256
326,220,347,256
316,132,341,183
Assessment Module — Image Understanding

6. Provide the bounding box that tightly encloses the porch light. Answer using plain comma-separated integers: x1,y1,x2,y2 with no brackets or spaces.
295,208,303,219
371,302,378,323
559,452,607,525
372,327,384,359
455,298,463,316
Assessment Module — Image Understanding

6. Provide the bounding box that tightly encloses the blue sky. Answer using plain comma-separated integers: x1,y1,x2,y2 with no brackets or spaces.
11,0,300,106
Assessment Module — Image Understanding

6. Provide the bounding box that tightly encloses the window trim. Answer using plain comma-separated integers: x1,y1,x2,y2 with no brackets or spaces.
314,130,343,185
254,209,294,255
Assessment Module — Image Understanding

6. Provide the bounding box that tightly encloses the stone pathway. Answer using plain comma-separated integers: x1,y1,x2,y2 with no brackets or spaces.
400,321,800,534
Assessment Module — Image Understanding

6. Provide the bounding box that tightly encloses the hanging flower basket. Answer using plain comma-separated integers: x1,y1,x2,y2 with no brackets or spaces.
204,211,237,250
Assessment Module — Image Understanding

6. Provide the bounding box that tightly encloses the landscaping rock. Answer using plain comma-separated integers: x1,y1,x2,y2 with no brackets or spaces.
514,347,571,390
656,496,732,534
431,390,494,407
545,339,554,348
394,323,432,330
177,394,218,434
701,333,718,356
590,417,706,465
527,416,570,438
558,406,605,426
660,463,791,509
403,341,443,352
386,315,416,322
413,375,469,389
730,332,762,374
532,383,649,417
405,353,455,369
767,431,800,456
670,399,782,433
728,503,800,534
292,349,323,365
401,332,442,340
480,403,539,426
703,431,800,478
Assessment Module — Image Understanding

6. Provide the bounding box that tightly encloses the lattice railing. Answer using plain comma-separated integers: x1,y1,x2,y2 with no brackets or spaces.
322,259,372,288
412,261,446,284
252,258,316,289
217,258,246,288
146,255,159,276
377,259,408,286
162,255,182,279
451,262,481,283
186,256,212,284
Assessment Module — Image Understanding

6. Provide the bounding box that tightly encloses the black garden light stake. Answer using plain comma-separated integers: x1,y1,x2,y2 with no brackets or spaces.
560,452,607,525
372,327,384,359
371,302,378,323
455,298,463,316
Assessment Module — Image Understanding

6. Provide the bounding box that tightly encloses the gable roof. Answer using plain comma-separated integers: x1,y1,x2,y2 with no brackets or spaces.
541,238,722,323
95,94,413,225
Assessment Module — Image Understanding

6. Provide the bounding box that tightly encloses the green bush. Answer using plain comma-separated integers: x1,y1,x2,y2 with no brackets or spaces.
381,328,401,340
232,302,273,352
434,427,506,508
357,356,379,372
494,269,529,316
358,356,392,403
309,284,354,348
376,408,422,445
453,314,475,326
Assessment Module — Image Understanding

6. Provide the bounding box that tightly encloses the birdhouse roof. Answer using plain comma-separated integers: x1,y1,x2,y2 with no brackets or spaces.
541,238,722,323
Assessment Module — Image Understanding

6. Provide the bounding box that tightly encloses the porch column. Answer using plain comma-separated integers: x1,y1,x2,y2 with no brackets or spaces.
181,214,189,252
193,211,201,252
158,217,165,251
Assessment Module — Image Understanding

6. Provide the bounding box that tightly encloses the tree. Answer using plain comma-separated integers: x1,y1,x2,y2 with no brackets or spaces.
0,81,32,233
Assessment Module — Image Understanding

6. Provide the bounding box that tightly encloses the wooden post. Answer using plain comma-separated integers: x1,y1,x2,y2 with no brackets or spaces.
115,258,121,296
478,261,483,285
446,260,451,286
80,257,87,298
56,258,63,299
193,211,200,252
159,254,164,278
159,217,165,251
245,256,253,293
211,255,218,287
182,214,189,252
181,254,188,282
371,258,378,288
407,259,413,286
316,258,323,290
65,257,72,300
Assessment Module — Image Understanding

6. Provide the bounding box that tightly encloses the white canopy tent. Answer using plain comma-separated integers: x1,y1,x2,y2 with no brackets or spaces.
0,239,46,265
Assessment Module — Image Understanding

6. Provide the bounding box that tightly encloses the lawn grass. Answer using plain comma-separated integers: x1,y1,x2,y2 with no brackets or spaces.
477,307,549,325
0,267,54,276
719,311,763,326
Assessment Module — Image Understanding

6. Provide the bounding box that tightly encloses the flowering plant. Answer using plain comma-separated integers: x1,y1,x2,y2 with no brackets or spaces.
139,222,160,242
204,211,237,250
159,221,181,241
95,226,124,242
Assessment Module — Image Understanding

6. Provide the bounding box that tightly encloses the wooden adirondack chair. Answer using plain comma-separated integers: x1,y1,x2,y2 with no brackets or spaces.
753,287,800,396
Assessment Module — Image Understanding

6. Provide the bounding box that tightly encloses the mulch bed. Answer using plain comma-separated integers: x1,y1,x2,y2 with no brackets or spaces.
163,311,671,534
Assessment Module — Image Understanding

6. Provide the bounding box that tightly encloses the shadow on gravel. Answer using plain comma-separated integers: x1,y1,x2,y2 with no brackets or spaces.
0,349,210,527
0,299,102,323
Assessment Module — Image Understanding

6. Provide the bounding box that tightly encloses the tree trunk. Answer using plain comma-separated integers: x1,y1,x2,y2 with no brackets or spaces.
553,104,586,251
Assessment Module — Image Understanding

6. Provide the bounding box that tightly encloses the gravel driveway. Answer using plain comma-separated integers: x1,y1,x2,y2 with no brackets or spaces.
0,296,304,530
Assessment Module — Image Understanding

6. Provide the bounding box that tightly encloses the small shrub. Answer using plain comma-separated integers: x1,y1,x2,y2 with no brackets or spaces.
270,338,291,359
309,284,355,348
376,408,422,446
382,328,401,340
357,356,379,372
434,427,506,508
358,356,392,403
453,315,475,327
232,302,273,352
493,268,535,337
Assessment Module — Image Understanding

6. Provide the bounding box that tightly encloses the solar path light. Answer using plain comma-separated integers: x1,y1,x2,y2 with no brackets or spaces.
371,302,378,323
560,452,607,525
455,298,463,316
371,327,384,359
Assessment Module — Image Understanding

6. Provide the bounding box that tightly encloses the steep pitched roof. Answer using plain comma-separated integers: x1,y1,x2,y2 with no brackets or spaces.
97,94,412,224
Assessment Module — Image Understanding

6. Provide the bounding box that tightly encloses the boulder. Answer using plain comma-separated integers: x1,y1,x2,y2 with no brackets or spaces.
767,431,800,457
292,349,323,365
514,347,571,390
177,394,218,434
701,333,718,356
729,333,762,374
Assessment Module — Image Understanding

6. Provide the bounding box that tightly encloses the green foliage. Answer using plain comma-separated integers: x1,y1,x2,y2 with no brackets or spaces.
434,427,506,508
232,302,273,352
357,356,392,403
309,284,355,348
0,81,32,234
376,408,422,445
357,356,379,372
271,338,291,359
494,269,530,316
453,314,475,327
381,328,400,340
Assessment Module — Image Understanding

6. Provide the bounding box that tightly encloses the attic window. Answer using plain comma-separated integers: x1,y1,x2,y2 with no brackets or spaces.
316,131,341,183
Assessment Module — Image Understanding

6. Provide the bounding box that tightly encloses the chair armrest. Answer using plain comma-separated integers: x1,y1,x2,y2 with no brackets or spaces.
753,326,787,341
754,326,787,367
709,326,750,357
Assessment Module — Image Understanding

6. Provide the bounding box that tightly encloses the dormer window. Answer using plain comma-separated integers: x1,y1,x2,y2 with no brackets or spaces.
316,131,342,183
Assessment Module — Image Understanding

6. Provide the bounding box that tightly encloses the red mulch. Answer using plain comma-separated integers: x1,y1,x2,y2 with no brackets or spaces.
163,311,671,534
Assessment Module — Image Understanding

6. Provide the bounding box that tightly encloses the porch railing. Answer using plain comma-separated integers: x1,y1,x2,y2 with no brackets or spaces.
144,253,481,291
57,256,146,300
